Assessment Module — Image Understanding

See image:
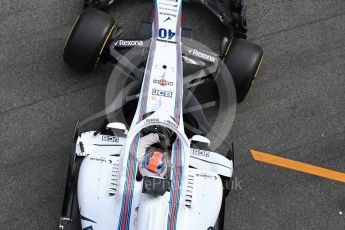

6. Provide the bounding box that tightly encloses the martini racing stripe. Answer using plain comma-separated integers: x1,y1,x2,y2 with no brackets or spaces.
153,0,159,38
138,38,157,121
117,3,159,229
117,134,140,230
167,141,183,230
169,6,183,230
174,41,182,124
174,12,183,124
175,2,182,40
118,1,184,229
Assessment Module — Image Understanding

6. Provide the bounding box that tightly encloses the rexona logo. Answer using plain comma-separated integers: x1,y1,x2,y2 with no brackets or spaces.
153,79,173,86
189,48,216,63
114,40,144,47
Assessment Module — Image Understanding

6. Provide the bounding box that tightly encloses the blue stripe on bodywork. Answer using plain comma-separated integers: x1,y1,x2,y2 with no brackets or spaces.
167,141,183,230
117,134,140,230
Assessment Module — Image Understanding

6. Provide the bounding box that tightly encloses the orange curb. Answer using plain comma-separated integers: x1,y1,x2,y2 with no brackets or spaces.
251,150,345,183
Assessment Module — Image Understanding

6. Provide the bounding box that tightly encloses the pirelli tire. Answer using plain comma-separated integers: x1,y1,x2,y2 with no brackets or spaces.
64,8,116,72
222,38,263,103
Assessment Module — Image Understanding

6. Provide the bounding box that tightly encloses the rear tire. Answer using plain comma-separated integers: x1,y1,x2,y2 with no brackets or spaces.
64,9,116,72
222,38,263,103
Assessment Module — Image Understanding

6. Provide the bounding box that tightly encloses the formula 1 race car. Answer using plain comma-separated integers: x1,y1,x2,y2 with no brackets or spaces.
59,0,263,229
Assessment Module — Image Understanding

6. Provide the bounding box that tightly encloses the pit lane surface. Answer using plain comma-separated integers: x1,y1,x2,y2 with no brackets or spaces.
1,0,345,229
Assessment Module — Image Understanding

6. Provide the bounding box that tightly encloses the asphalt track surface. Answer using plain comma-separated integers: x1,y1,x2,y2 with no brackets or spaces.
1,0,345,229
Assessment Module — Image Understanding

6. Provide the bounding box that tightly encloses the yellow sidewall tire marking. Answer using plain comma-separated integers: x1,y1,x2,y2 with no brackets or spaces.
253,55,264,80
64,15,80,50
95,24,116,68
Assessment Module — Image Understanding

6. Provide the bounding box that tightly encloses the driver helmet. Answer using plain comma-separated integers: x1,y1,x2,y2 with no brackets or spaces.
140,150,168,178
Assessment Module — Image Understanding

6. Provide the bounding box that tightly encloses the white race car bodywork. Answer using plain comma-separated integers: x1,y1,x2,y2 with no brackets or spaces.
75,0,233,229
77,131,232,230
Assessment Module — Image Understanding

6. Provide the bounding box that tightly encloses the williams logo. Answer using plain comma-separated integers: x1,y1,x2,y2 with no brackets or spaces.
153,79,173,86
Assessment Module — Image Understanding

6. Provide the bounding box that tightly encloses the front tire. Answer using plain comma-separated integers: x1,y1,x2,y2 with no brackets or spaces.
64,9,116,72
222,38,263,103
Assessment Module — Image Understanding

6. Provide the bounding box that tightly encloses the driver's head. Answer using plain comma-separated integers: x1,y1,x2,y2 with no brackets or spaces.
140,150,168,177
